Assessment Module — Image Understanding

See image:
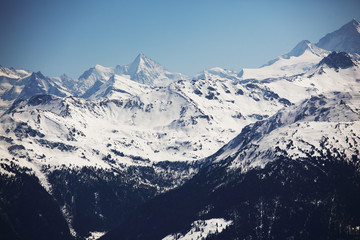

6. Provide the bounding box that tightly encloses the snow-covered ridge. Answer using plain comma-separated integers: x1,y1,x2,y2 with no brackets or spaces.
238,40,330,80
70,54,188,96
209,92,360,173
0,65,31,78
1,52,359,175
0,69,69,115
193,67,239,81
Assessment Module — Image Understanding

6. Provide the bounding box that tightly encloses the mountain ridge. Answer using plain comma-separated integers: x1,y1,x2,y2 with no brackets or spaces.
1,18,360,240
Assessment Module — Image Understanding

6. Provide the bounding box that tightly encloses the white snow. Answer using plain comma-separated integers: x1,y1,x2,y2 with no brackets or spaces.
86,231,106,240
224,92,360,173
240,48,328,80
162,218,232,240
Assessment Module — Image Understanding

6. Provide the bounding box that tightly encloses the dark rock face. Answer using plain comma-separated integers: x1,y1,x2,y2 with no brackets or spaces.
318,52,355,70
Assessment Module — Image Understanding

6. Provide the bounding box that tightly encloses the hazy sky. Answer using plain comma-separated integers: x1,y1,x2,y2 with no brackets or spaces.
1,0,359,78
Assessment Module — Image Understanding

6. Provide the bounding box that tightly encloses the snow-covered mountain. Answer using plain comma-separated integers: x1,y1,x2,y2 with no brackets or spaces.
101,91,360,240
115,53,188,86
193,67,239,81
0,65,31,79
0,67,71,115
1,51,359,238
72,64,115,96
316,18,360,55
71,54,187,97
256,51,360,103
1,19,360,240
0,66,32,111
212,92,360,171
238,40,330,80
17,72,70,100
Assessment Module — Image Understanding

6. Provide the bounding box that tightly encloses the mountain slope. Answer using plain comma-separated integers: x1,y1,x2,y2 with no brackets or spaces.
85,74,150,100
258,51,360,103
101,92,360,240
193,67,239,81
239,40,329,80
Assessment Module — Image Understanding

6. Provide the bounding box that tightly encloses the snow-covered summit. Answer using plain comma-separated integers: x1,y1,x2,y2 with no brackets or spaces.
115,54,188,86
316,18,360,54
0,65,31,79
74,64,114,96
17,72,69,100
265,40,329,67
238,41,329,80
73,54,188,96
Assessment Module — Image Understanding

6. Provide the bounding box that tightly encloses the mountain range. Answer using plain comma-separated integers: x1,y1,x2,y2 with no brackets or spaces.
0,18,360,240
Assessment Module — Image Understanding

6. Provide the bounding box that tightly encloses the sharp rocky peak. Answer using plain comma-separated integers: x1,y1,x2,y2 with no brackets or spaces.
31,71,46,80
318,51,356,70
316,18,360,54
127,53,164,74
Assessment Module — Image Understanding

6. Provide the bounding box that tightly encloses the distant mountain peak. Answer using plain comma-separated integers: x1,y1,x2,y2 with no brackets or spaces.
258,40,329,70
17,71,68,100
316,18,360,54
114,54,186,86
345,18,360,30
136,52,146,59
33,71,45,79
282,40,328,59
286,40,311,56
128,53,164,74
351,18,360,25
60,73,72,80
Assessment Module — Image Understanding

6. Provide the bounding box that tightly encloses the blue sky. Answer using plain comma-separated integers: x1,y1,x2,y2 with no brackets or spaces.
1,0,359,78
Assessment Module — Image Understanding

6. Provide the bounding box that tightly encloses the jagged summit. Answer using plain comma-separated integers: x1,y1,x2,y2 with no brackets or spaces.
114,53,187,86
17,71,68,100
318,51,356,69
118,53,165,77
33,71,45,79
316,18,360,54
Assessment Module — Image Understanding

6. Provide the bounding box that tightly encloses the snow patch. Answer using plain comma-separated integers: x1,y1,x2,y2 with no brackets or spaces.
162,218,232,240
86,231,106,240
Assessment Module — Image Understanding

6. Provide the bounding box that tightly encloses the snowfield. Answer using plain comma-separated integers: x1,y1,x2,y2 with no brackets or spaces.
162,218,233,240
